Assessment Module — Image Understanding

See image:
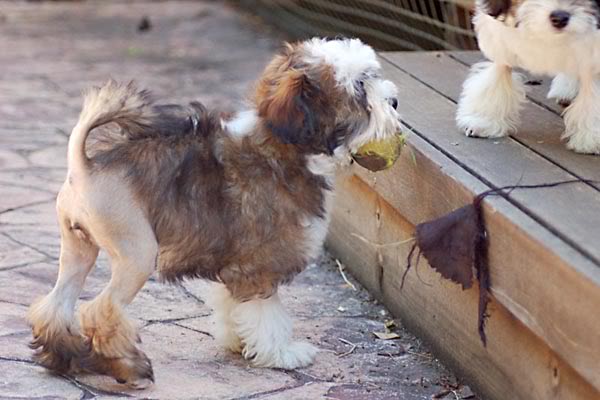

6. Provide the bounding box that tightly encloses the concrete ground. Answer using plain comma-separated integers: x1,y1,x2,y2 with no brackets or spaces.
0,1,477,399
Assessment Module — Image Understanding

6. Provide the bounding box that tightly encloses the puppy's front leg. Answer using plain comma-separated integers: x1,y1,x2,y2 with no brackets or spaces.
208,283,243,353
563,75,600,155
229,291,317,370
456,61,526,138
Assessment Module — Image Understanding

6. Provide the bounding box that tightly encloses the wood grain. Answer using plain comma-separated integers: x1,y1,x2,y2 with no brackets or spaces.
383,51,600,187
377,54,600,267
329,174,598,400
327,114,600,393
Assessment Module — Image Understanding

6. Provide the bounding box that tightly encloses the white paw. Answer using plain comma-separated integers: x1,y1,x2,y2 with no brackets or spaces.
456,61,524,140
564,131,600,155
457,115,510,139
563,93,600,155
548,74,579,108
245,340,318,370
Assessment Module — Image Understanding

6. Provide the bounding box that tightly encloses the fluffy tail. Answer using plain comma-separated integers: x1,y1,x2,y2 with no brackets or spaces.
68,80,155,173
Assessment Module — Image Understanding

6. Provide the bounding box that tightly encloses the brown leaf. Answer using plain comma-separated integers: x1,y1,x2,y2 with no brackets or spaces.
373,332,400,340
415,204,478,289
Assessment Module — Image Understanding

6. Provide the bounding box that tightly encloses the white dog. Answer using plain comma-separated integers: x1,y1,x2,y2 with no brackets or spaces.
457,0,600,154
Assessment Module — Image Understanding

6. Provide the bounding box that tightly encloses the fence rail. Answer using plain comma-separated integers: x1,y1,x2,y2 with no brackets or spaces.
238,0,477,51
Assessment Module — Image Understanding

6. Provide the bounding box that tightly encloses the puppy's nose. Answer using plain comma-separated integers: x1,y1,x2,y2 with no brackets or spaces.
389,97,399,110
550,10,570,29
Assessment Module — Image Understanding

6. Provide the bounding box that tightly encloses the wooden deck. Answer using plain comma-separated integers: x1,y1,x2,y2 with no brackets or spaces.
327,51,600,400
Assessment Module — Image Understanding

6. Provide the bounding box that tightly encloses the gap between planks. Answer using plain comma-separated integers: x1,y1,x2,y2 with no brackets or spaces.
378,52,600,267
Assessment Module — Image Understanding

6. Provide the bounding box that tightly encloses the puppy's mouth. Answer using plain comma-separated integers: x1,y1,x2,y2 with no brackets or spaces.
351,132,405,172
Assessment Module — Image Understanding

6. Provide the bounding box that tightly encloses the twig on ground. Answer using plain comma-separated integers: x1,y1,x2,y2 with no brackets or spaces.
407,349,433,360
335,259,357,291
337,338,357,357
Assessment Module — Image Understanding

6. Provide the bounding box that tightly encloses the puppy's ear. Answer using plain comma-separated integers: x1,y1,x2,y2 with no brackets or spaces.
257,68,334,150
481,0,511,18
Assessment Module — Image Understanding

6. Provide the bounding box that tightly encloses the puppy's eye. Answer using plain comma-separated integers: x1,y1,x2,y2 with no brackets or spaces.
354,80,369,110
355,80,366,95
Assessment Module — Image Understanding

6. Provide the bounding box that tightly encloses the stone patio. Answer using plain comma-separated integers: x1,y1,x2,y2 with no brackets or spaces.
0,1,476,399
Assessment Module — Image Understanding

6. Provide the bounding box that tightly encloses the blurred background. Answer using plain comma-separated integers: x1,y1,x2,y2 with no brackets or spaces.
236,0,477,51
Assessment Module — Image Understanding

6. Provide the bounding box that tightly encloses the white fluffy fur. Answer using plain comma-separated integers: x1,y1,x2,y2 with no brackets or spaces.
457,61,526,138
223,110,258,139
548,73,580,105
563,78,600,153
209,285,317,369
303,38,402,148
207,284,243,353
458,1,600,153
303,38,381,95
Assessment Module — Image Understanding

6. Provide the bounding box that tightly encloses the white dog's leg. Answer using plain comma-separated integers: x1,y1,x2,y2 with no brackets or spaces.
230,292,317,369
548,74,579,107
207,283,242,353
563,76,600,154
457,61,526,138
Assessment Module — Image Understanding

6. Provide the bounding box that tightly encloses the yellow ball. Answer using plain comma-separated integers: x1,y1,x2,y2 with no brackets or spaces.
351,133,405,172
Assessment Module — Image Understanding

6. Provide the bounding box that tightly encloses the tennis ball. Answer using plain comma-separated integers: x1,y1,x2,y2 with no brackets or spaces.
351,133,405,172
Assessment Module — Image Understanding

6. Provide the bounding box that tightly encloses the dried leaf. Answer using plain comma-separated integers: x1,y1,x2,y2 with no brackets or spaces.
414,204,479,289
373,331,400,340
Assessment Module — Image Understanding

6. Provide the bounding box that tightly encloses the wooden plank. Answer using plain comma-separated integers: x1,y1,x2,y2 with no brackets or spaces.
377,54,600,266
328,63,600,390
328,172,599,400
328,126,600,396
386,50,600,188
449,51,564,115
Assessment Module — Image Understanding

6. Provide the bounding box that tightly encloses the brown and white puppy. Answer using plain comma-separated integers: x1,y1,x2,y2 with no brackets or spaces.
27,38,401,388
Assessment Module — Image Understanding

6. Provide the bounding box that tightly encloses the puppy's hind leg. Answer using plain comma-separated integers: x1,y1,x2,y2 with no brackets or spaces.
231,291,317,370
548,74,579,108
28,189,99,373
456,61,525,138
78,209,158,388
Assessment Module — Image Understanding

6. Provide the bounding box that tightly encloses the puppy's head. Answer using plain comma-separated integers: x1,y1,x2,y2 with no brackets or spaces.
255,38,401,157
480,0,600,34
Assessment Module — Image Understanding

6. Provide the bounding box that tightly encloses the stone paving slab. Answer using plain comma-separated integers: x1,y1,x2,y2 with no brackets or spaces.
0,1,477,399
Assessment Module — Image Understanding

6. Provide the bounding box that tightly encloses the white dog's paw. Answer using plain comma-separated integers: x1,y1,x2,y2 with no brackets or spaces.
457,115,510,139
456,62,524,139
564,131,600,155
244,340,318,370
563,91,600,155
548,74,579,108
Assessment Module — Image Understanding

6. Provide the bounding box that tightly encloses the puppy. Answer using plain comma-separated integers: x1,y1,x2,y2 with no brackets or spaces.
27,38,401,388
457,0,600,154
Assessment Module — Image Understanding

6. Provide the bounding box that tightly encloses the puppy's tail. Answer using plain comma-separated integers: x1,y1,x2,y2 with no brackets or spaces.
68,80,155,173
